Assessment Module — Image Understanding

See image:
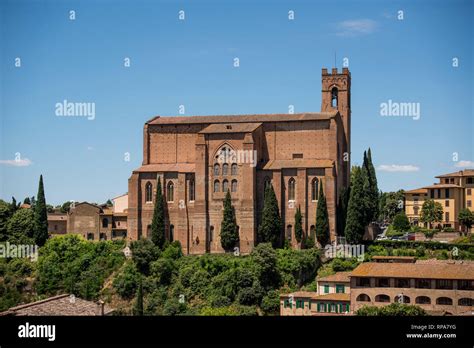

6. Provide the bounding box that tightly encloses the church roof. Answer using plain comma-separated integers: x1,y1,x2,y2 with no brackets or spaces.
263,159,334,170
147,112,338,125
436,169,474,178
198,123,262,134
133,163,196,173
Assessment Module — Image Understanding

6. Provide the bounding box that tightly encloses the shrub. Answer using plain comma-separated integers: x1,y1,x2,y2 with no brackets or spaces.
113,261,140,299
260,290,280,315
392,212,410,232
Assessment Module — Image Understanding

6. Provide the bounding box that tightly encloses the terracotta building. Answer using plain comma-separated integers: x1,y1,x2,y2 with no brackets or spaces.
128,68,351,254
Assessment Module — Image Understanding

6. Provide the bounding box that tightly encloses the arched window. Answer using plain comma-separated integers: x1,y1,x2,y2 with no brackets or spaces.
458,298,473,306
231,179,238,192
311,178,319,201
223,163,229,175
145,182,153,203
169,225,174,242
288,178,296,201
231,163,238,175
214,164,220,176
436,297,453,305
375,294,390,303
214,180,220,193
415,296,431,305
223,179,229,192
189,179,195,201
356,294,371,302
264,177,271,190
331,87,338,107
102,218,108,228
395,295,410,304
286,225,292,241
167,182,174,202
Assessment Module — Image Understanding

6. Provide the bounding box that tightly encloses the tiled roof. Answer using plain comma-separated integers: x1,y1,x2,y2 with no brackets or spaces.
372,256,416,261
47,214,67,221
405,188,428,194
147,112,338,125
1,294,114,316
436,169,474,178
198,123,262,134
317,271,352,283
280,291,316,299
313,293,350,302
422,184,462,189
351,262,474,280
111,193,128,200
132,163,196,173
263,159,334,170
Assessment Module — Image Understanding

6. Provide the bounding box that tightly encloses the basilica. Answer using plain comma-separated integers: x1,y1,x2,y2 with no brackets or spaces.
128,67,352,254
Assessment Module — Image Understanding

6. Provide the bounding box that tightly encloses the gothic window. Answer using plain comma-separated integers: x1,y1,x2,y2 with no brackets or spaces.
214,180,220,193
145,182,153,203
331,87,338,107
231,163,238,175
214,164,220,176
209,226,214,242
311,178,319,201
286,225,292,240
231,180,237,192
167,181,174,202
189,179,195,201
288,178,296,201
169,225,174,242
223,179,229,192
223,163,229,175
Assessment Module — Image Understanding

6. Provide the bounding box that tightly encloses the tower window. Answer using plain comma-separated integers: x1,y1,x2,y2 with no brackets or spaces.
189,179,195,201
231,179,238,192
311,178,319,201
145,182,153,203
231,163,238,175
167,181,174,202
223,179,229,192
214,180,220,193
214,164,220,176
331,87,338,107
288,178,296,201
223,163,229,175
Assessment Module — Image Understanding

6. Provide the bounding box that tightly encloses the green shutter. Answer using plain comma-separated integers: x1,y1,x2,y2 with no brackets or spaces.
324,285,329,294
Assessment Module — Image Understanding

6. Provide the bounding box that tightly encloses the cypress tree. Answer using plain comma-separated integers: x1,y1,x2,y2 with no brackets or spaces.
345,166,367,244
294,206,303,244
315,180,330,247
11,197,18,213
364,148,379,222
336,186,350,237
220,190,239,251
151,176,166,249
257,184,282,248
34,175,48,246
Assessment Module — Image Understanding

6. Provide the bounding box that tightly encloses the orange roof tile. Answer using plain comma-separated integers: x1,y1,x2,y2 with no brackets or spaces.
133,163,195,173
351,262,474,280
436,169,474,178
199,123,262,134
313,293,350,302
263,159,334,170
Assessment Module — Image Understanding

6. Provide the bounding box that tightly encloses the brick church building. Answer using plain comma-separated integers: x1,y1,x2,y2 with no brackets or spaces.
128,67,351,254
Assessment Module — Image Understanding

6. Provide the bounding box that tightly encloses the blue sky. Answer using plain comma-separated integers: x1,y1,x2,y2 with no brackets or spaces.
0,0,473,206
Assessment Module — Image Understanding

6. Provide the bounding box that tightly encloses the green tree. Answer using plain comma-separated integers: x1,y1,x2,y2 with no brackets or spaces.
315,181,330,246
220,190,239,251
134,277,144,316
251,243,281,290
34,175,49,246
379,190,405,222
7,207,35,244
364,148,379,222
420,199,443,229
60,201,72,213
345,166,367,243
392,212,410,232
0,200,13,241
151,177,166,249
458,208,474,233
10,197,19,213
257,184,282,248
23,197,31,205
336,186,350,236
356,303,427,316
294,206,303,244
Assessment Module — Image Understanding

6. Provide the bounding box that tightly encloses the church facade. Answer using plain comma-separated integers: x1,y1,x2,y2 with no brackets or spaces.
128,67,351,254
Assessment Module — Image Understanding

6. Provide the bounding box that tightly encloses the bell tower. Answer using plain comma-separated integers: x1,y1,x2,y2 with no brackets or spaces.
321,67,351,185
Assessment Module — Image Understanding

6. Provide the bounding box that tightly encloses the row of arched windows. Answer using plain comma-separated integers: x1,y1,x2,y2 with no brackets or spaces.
355,294,472,306
214,163,238,176
214,179,238,193
267,177,320,201
145,179,195,203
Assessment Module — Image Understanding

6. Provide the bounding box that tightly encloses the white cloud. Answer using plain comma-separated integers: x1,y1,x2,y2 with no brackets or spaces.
454,160,474,168
336,19,378,37
378,164,420,172
87,146,94,151
0,158,33,167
